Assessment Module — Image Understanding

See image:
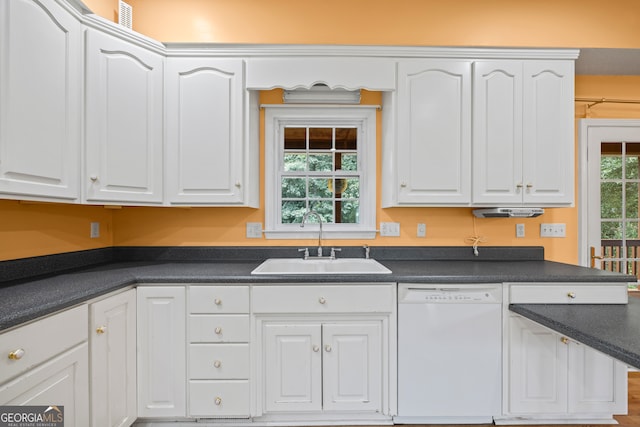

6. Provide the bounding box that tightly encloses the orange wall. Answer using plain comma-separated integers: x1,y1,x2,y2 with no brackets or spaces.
3,0,640,263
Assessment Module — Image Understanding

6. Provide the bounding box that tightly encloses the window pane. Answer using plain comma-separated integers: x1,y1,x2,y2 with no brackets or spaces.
309,128,332,150
309,154,333,172
309,178,332,199
341,177,360,199
282,177,306,198
284,128,306,150
601,182,622,218
626,155,640,179
338,153,358,171
284,153,307,171
602,221,622,239
335,128,357,150
311,201,334,224
281,200,307,223
330,178,349,196
341,200,359,224
626,182,639,218
626,221,639,239
601,156,622,179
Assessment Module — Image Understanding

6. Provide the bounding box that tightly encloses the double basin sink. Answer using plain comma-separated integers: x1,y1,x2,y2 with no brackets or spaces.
251,257,392,275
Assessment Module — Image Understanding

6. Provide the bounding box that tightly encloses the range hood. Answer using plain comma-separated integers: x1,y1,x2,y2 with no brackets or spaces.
473,208,544,218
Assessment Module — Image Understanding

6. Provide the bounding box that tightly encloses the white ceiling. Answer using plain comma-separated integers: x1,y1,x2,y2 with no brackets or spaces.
576,48,640,75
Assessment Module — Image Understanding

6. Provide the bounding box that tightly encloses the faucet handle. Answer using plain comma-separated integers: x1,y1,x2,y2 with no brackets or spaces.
298,248,310,259
363,245,370,259
330,248,342,259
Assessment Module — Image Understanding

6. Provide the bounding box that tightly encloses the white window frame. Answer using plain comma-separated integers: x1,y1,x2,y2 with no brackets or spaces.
264,105,377,239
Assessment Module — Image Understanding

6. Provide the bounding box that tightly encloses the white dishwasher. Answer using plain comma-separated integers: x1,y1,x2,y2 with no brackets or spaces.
396,283,502,424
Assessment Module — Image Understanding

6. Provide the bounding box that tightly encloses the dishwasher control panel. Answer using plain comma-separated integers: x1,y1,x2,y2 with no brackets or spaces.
398,283,502,304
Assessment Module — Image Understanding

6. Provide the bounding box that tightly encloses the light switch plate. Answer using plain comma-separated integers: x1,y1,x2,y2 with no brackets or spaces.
516,223,525,238
246,222,263,238
417,223,426,238
90,222,100,238
380,222,400,237
540,223,566,238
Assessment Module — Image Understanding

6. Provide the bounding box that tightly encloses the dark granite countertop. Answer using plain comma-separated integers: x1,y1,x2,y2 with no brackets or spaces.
510,298,640,369
0,246,634,332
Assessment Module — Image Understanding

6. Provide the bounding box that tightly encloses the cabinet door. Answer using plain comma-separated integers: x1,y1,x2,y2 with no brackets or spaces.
0,343,89,427
165,58,247,205
90,289,136,427
85,29,163,204
137,286,186,417
395,60,471,205
508,315,568,414
522,60,574,205
0,0,80,201
322,323,382,412
568,343,627,414
263,323,322,412
472,61,523,204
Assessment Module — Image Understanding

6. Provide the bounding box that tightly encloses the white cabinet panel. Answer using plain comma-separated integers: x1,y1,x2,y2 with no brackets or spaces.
166,58,256,206
189,380,250,417
85,29,163,204
90,289,136,427
0,0,81,201
390,60,471,205
137,286,186,417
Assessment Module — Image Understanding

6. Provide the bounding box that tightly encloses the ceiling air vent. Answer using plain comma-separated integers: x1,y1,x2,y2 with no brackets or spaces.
119,0,132,29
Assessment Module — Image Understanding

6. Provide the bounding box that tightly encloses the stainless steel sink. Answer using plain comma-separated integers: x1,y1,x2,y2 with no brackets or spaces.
251,258,392,275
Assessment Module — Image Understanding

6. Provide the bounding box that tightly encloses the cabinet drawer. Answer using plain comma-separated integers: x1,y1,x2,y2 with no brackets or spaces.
189,285,249,314
252,284,395,313
189,380,250,417
0,305,88,384
510,283,629,304
190,344,249,379
189,315,249,343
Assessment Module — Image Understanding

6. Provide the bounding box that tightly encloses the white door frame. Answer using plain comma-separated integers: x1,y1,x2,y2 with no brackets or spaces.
578,119,640,267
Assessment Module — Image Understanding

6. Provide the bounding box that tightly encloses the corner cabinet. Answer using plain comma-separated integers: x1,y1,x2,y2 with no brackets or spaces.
165,57,258,206
383,60,472,206
499,283,628,424
472,60,574,206
0,0,81,202
252,284,396,424
84,27,164,205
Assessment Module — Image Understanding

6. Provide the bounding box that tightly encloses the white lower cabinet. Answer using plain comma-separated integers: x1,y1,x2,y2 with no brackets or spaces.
137,286,186,418
0,306,89,426
253,283,395,423
89,289,137,427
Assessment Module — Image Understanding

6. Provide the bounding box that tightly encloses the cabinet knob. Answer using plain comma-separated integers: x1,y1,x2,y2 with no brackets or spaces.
567,292,576,299
96,326,107,334
214,360,222,368
560,336,569,345
400,182,407,188
324,344,332,352
526,183,533,189
318,297,326,304
516,183,523,190
312,345,320,352
8,348,25,360
235,181,241,188
214,397,222,405
214,298,222,305
214,327,222,335
90,175,98,182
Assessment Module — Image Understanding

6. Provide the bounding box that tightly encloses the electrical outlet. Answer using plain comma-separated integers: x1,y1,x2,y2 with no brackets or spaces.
540,223,566,238
516,223,525,238
380,222,400,237
90,222,100,238
246,222,263,238
417,223,426,238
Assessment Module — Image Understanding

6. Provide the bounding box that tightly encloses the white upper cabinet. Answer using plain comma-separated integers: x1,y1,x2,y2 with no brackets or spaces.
0,0,81,202
165,57,257,206
84,28,164,205
473,60,574,206
383,60,472,206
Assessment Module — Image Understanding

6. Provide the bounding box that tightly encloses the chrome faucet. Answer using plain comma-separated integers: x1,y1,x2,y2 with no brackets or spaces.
301,210,323,257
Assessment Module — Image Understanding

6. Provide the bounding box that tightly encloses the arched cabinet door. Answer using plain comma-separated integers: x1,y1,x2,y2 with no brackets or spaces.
0,0,82,201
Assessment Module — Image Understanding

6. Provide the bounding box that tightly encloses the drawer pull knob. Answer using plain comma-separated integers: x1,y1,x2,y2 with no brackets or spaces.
96,326,107,334
214,360,222,368
313,345,320,352
214,327,222,335
214,298,222,305
324,344,332,352
318,297,326,304
215,397,222,405
567,292,576,299
561,336,569,345
8,349,25,360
